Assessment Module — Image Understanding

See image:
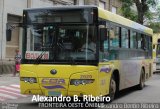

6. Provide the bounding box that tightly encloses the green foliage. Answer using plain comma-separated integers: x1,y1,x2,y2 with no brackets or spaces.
120,0,157,24
147,0,157,7
120,0,137,21
157,6,160,20
148,22,160,33
144,10,154,22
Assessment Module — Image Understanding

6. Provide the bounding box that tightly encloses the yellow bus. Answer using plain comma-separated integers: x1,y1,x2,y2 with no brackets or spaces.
8,6,153,101
153,33,160,72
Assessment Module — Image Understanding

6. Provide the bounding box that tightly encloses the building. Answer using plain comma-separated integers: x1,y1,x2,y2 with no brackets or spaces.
0,0,122,74
50,0,122,14
83,0,122,14
0,0,53,74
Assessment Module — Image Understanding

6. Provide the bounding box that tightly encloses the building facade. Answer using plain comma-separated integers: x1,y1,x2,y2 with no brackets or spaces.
74,0,122,14
50,0,122,14
0,0,122,74
0,0,53,74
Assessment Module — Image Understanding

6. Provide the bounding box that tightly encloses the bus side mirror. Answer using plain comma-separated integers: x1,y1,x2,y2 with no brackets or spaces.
100,28,108,41
6,29,12,41
6,22,22,41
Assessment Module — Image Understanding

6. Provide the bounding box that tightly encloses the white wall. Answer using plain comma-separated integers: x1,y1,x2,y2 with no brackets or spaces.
1,0,28,59
5,0,27,16
30,0,53,8
0,0,4,60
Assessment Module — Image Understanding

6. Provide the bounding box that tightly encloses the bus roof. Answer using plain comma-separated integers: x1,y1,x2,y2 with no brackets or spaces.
98,7,153,36
23,5,97,11
23,5,153,36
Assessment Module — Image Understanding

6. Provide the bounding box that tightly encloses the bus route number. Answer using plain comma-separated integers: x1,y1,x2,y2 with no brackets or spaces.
80,75,92,79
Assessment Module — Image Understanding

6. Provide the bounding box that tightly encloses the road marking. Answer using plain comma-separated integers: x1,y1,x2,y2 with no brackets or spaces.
10,84,20,88
9,85,21,90
0,84,28,102
0,89,26,97
0,87,20,93
0,86,20,92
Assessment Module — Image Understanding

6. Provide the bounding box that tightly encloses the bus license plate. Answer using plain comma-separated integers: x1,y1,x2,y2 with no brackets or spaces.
48,91,61,96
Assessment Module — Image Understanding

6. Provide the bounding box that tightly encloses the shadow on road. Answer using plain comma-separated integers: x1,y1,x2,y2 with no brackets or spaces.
115,85,150,100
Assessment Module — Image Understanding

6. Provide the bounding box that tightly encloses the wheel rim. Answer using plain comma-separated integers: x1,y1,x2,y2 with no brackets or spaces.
110,78,116,99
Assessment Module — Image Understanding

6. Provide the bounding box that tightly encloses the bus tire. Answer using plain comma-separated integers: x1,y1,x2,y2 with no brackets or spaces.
109,74,116,101
137,69,145,90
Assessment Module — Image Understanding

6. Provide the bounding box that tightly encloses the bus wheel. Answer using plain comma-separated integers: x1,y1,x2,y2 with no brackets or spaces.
137,69,145,90
109,74,116,101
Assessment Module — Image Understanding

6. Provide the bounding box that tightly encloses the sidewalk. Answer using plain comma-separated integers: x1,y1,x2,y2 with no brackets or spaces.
0,60,15,75
0,74,20,86
0,74,19,77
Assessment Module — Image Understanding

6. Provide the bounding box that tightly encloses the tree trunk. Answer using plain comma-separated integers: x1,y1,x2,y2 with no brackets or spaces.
134,0,147,24
137,10,144,24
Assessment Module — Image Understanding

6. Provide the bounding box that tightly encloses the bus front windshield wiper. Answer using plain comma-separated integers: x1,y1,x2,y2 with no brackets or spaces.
34,51,46,64
34,41,54,64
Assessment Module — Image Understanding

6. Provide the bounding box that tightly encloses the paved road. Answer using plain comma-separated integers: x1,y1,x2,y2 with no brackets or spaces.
113,73,160,103
0,73,160,109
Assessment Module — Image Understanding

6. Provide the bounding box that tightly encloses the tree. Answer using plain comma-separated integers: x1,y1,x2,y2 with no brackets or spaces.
120,0,157,24
148,22,160,33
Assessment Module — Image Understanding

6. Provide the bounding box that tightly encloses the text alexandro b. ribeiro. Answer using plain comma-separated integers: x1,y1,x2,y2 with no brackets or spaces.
31,95,111,102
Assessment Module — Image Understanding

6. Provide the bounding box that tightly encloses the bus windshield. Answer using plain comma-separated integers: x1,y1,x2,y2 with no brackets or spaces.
23,24,97,64
22,8,98,65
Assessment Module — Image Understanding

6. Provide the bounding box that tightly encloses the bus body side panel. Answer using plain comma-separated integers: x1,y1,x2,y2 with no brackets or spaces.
98,60,120,95
144,59,153,80
119,60,141,89
119,59,153,90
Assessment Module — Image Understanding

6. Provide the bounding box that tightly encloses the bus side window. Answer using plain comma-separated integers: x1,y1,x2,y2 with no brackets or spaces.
141,34,146,50
121,27,129,48
130,31,137,49
137,33,142,49
110,25,120,48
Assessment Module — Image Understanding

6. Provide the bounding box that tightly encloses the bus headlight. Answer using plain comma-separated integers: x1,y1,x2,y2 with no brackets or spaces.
24,78,29,83
70,79,94,86
20,77,37,83
73,80,81,86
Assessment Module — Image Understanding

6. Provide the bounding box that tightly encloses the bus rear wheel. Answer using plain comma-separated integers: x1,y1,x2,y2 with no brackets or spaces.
137,69,145,90
109,74,116,101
